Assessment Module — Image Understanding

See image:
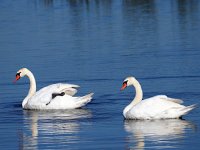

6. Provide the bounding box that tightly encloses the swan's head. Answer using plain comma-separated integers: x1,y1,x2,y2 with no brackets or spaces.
15,68,29,82
121,76,136,90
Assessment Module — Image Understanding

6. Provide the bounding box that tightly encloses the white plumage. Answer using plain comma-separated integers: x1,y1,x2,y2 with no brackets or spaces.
121,76,196,120
15,68,93,110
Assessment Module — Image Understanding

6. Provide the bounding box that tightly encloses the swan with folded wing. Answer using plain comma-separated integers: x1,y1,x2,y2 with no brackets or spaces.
121,76,196,119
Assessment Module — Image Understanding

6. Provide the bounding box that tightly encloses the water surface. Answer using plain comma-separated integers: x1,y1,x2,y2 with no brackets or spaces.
0,0,200,149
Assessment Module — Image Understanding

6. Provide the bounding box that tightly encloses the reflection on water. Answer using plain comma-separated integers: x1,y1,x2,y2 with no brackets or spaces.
20,109,92,149
124,119,195,149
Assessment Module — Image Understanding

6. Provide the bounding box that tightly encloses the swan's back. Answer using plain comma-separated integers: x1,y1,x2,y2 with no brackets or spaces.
24,83,93,110
125,95,195,119
36,93,93,109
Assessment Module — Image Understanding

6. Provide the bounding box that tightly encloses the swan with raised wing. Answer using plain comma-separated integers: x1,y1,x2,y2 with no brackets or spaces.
15,68,93,110
121,76,196,119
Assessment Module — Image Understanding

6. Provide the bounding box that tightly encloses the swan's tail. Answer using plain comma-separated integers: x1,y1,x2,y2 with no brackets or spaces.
181,104,197,115
75,93,94,108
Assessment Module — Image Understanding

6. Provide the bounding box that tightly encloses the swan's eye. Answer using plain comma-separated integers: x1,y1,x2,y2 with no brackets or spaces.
16,72,21,77
121,80,128,90
123,80,128,85
15,72,21,81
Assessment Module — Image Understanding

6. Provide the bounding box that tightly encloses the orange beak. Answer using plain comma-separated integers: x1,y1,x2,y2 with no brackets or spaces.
120,82,127,91
13,74,20,83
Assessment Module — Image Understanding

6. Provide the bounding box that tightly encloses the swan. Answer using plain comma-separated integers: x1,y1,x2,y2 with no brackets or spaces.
121,76,196,119
15,68,93,110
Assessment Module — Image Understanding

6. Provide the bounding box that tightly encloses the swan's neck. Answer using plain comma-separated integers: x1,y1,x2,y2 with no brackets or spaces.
123,79,143,117
22,70,36,108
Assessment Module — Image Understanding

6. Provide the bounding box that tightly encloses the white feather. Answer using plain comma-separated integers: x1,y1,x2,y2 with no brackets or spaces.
122,77,196,120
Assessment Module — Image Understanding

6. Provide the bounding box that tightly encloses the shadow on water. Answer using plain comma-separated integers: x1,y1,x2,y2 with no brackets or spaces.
124,119,196,149
19,109,92,149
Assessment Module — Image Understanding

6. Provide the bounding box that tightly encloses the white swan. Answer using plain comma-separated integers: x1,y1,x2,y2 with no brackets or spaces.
121,76,196,119
15,68,93,110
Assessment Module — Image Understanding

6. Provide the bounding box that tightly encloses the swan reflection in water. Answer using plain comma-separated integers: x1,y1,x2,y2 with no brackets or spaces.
19,109,92,149
124,119,195,150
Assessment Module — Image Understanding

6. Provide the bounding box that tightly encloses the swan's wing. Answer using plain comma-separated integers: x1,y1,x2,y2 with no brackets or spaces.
47,93,94,109
127,96,184,119
27,83,80,106
38,83,79,96
56,83,80,96
27,90,93,109
155,95,183,104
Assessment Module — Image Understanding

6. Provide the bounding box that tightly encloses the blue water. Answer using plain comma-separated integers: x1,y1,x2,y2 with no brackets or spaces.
0,0,200,149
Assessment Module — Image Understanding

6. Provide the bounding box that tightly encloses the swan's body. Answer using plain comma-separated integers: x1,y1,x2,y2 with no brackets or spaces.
15,68,93,110
121,77,196,120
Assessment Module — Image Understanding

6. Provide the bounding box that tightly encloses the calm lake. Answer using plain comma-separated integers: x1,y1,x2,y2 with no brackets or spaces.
0,0,200,149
